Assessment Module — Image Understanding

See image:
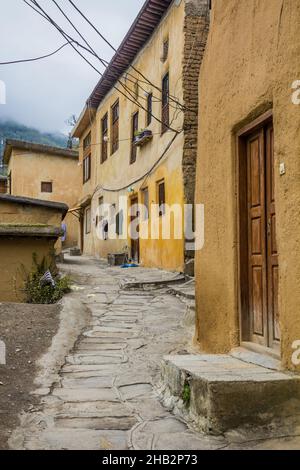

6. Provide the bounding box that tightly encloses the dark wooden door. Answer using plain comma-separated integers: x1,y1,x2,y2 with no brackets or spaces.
245,122,280,349
130,197,140,263
266,124,280,348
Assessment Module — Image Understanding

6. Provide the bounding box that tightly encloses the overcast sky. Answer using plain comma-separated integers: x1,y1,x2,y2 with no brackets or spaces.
0,0,145,133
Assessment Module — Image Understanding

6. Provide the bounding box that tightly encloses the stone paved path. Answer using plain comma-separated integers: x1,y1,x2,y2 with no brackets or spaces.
9,256,227,450
10,256,300,450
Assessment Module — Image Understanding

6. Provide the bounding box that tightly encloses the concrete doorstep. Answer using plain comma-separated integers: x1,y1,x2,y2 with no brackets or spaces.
158,354,300,436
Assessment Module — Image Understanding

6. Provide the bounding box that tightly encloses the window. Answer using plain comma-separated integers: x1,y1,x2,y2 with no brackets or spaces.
141,187,149,220
157,180,166,216
83,154,91,183
111,100,119,154
134,81,139,99
83,132,91,151
130,111,139,164
162,38,169,62
162,73,169,134
101,113,108,163
85,206,91,234
146,93,152,126
96,196,103,227
116,210,124,236
41,182,52,193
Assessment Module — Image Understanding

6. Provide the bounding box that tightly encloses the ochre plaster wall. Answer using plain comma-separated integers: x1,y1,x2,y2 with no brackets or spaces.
195,0,300,370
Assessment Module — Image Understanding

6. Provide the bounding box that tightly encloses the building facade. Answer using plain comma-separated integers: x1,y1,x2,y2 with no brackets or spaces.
195,0,300,370
0,194,67,302
72,0,209,273
3,140,80,249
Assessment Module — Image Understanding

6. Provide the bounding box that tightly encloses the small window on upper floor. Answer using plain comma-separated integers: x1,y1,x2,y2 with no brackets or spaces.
130,111,139,165
134,81,139,100
157,180,166,217
83,132,91,152
161,72,169,134
162,38,169,63
146,93,152,127
41,181,52,193
111,100,119,155
85,206,91,234
101,113,108,163
83,154,91,184
141,187,149,220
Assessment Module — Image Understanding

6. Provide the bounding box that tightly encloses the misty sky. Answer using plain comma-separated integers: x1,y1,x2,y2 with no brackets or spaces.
0,0,145,133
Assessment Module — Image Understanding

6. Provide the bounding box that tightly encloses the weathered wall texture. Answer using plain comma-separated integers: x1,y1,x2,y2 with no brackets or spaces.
195,0,300,370
77,0,209,272
182,0,209,272
0,238,55,302
0,200,63,302
8,150,80,248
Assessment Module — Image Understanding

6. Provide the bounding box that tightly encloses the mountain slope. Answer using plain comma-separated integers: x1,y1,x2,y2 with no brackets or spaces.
0,120,68,162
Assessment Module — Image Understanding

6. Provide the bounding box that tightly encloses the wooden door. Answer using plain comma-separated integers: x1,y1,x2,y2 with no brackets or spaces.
130,197,140,263
247,129,268,346
241,118,280,349
266,124,280,348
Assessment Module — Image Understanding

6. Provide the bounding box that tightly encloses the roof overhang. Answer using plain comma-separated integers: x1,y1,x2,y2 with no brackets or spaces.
72,0,173,138
0,224,63,238
0,194,69,219
71,105,97,139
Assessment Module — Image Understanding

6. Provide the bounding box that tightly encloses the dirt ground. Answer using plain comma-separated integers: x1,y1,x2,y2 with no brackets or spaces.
0,303,60,449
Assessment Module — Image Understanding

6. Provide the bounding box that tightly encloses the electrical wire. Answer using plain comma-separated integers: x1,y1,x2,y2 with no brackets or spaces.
92,130,181,194
0,40,73,65
66,0,188,112
25,0,180,134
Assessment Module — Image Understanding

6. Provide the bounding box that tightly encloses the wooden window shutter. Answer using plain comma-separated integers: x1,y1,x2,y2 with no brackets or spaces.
111,101,119,154
162,73,169,134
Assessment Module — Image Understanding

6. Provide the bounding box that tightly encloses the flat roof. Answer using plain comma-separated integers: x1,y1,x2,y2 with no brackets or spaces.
3,139,79,164
0,194,69,218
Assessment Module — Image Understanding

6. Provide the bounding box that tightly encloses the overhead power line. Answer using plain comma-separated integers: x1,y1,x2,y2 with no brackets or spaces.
25,0,181,133
0,40,72,66
66,0,188,112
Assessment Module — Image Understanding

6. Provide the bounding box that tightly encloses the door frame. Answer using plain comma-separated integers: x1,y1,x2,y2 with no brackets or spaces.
129,195,140,262
236,109,274,345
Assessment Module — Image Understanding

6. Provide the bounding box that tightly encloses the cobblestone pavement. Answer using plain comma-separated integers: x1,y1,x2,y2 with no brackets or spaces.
9,257,300,450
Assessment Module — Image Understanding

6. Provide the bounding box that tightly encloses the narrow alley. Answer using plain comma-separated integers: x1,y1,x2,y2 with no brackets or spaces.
7,256,300,451
10,256,224,450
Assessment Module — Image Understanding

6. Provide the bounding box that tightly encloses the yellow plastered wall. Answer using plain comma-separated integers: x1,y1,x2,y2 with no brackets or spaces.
8,150,80,248
195,0,300,370
78,1,186,271
0,199,63,302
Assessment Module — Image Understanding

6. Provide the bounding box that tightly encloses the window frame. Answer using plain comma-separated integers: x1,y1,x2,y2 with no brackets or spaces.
146,93,152,127
157,179,166,217
111,100,119,155
85,206,91,234
161,72,170,134
83,131,91,151
162,38,169,63
101,113,108,163
141,187,149,220
83,154,91,184
130,111,139,164
41,181,53,193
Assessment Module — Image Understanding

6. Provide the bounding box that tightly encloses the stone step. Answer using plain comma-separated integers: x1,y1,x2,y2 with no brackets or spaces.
55,415,137,430
160,354,300,435
53,387,119,402
61,376,114,389
121,273,187,290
